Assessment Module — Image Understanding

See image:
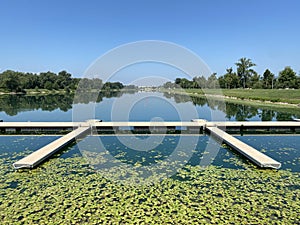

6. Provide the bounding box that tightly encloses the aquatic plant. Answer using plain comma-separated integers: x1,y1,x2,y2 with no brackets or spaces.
0,139,299,224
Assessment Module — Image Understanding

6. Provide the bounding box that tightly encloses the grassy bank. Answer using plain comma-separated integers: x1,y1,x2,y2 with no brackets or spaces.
162,88,300,108
217,89,300,105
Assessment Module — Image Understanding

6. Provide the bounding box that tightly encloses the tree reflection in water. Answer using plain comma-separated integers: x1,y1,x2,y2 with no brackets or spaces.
0,90,133,116
0,91,299,121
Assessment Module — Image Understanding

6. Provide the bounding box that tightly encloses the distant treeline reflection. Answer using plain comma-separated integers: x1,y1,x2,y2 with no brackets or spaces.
1,91,298,120
163,92,300,121
0,90,135,116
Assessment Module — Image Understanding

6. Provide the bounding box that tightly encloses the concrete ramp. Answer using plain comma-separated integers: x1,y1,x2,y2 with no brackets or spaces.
206,126,281,169
13,126,90,169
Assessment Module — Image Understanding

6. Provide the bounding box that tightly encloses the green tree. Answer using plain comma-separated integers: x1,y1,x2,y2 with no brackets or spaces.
175,78,182,85
39,71,57,89
22,73,40,89
219,68,239,89
179,78,191,88
111,81,124,90
218,76,226,88
207,73,218,89
91,78,103,89
57,70,72,89
44,81,54,90
102,81,124,90
193,76,207,88
70,78,80,89
1,70,21,92
276,67,297,89
235,58,256,88
262,69,275,89
250,71,262,89
163,81,175,89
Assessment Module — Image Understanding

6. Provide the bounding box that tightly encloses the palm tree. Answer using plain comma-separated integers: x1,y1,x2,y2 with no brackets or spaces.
235,58,256,88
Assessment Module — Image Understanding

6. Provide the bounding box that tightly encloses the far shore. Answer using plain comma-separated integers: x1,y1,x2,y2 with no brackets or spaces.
160,88,300,109
0,89,70,95
0,88,137,96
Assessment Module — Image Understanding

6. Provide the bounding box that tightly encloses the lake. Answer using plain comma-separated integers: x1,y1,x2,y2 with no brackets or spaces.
1,91,300,121
0,91,299,224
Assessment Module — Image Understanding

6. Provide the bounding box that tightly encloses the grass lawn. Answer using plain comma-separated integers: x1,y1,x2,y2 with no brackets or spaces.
182,89,300,105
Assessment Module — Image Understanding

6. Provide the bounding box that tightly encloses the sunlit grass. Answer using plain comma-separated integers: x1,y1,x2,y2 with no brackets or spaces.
184,88,300,104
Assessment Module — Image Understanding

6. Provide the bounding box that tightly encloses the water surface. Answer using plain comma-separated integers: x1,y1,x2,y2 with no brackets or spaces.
1,91,300,121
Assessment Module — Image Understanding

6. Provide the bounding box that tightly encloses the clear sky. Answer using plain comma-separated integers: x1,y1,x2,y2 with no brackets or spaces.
1,0,299,83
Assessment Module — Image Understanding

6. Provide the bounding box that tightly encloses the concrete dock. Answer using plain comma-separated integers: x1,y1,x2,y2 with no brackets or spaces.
1,121,300,132
13,126,90,169
206,126,281,169
6,120,299,169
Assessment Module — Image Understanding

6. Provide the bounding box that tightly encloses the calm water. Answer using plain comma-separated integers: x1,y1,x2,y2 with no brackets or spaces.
0,91,299,121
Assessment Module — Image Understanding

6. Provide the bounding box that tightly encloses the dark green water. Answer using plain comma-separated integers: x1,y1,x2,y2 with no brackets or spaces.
0,135,299,224
1,135,299,172
236,135,300,172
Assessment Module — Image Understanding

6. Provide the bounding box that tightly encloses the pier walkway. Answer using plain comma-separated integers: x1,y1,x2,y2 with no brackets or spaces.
13,126,90,169
206,126,281,169
6,120,299,169
1,121,300,132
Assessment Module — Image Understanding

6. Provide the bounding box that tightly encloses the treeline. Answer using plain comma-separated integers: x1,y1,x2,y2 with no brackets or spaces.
0,70,78,92
76,78,124,92
163,58,300,89
0,70,131,93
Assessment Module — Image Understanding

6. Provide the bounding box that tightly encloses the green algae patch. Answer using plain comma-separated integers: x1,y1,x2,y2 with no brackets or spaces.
0,148,299,225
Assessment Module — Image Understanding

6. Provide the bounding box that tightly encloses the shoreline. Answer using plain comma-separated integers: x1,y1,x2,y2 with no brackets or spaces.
205,93,300,108
161,89,300,109
0,88,136,96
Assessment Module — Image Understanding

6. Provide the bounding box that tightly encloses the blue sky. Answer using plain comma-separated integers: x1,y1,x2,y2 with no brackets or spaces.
0,0,299,84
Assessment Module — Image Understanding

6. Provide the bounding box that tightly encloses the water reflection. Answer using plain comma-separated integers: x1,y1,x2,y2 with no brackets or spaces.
0,91,299,121
0,91,132,116
0,94,74,116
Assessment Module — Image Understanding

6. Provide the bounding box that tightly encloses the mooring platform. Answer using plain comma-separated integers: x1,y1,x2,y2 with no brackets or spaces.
7,120,299,169
1,121,300,133
13,126,90,169
206,126,281,169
